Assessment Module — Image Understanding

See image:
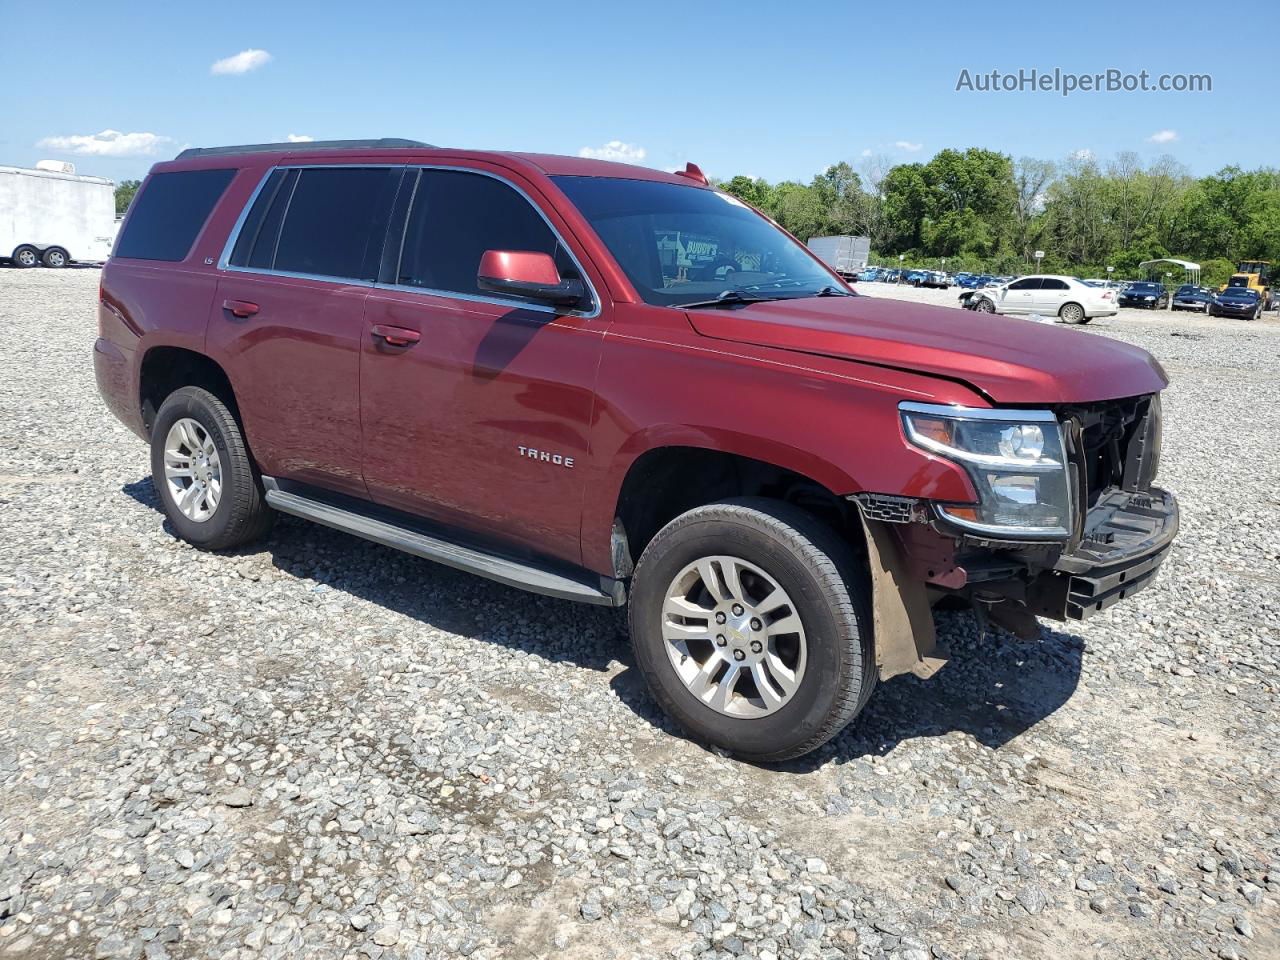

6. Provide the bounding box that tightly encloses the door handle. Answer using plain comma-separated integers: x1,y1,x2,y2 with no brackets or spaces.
371,324,420,347
222,299,260,318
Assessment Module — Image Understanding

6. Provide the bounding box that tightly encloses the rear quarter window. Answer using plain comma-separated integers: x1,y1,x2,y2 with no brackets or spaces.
115,169,236,261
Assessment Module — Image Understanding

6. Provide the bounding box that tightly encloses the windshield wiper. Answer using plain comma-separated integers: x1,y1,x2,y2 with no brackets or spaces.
679,290,779,310
812,285,854,297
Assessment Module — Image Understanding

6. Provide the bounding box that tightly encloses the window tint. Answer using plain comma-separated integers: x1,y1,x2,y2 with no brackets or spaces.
1041,278,1069,290
115,169,235,261
1009,278,1041,290
397,169,580,297
271,168,399,280
228,168,292,269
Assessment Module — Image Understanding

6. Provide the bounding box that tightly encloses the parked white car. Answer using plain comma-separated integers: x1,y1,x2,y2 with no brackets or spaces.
968,275,1117,324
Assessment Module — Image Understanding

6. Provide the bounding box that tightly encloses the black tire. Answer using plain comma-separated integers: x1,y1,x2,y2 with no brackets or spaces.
628,498,876,762
11,245,38,268
975,297,995,314
150,386,273,550
41,247,68,268
1059,301,1087,325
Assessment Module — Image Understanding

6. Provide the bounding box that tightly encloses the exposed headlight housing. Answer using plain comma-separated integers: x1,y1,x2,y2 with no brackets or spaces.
900,402,1073,539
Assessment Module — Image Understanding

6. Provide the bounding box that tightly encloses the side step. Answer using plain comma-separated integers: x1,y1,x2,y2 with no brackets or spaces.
262,478,624,607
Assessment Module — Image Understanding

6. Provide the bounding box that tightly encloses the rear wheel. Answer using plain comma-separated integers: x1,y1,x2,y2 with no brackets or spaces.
150,386,273,550
11,245,38,268
1059,302,1087,325
41,247,68,268
628,498,875,762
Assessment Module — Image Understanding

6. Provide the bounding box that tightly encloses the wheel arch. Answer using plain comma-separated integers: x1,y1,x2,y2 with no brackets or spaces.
138,346,239,439
601,434,863,580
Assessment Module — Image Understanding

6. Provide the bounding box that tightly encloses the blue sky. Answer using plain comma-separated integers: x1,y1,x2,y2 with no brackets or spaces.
4,0,1270,185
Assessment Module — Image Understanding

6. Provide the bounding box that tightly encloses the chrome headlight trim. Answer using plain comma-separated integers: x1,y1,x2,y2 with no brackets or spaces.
899,401,1073,540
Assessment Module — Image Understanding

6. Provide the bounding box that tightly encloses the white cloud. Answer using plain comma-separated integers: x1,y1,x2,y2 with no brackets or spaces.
286,134,314,143
578,140,647,163
894,140,923,152
1072,148,1094,161
36,129,172,157
211,48,272,76
860,148,873,157
1146,129,1178,144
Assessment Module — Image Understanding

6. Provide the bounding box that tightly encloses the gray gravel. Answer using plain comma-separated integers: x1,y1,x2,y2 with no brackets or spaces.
1,268,1278,960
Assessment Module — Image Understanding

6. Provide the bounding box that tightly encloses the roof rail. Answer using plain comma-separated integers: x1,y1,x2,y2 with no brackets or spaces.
175,138,434,160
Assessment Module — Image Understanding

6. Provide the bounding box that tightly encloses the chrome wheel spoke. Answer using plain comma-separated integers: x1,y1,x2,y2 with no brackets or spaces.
164,418,222,523
684,652,724,700
766,613,803,636
751,663,785,711
707,663,741,712
696,559,730,604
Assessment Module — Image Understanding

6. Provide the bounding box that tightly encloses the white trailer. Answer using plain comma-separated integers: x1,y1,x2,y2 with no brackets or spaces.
806,235,870,279
1,161,116,267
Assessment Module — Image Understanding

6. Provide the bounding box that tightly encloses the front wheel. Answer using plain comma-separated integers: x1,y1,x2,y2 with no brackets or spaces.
975,297,995,314
150,386,273,550
628,498,875,762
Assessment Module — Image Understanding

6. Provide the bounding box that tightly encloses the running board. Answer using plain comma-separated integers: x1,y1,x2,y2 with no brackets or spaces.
262,479,624,607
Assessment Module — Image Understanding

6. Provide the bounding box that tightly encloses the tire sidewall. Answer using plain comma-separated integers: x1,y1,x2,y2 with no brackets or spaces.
630,515,864,760
150,389,241,548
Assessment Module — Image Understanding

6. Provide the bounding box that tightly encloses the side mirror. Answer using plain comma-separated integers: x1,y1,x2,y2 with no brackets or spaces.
477,250,586,307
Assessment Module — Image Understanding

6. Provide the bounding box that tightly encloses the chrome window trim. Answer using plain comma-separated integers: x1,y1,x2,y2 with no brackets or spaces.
216,162,601,319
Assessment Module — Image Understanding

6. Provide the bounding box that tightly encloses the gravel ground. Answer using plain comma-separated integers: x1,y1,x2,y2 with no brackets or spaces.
1,268,1277,960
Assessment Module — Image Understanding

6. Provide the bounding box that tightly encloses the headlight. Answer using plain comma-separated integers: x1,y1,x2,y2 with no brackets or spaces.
900,402,1073,538
1143,295,1155,300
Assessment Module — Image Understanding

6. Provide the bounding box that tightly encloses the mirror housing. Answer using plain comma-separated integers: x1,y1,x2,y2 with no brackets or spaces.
477,250,586,307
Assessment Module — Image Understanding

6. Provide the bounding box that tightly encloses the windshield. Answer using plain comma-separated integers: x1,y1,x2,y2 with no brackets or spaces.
1222,287,1258,298
1129,283,1162,292
553,176,841,307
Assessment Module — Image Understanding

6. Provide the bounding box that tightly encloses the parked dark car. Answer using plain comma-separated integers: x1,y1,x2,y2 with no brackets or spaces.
1171,285,1214,312
1118,282,1168,309
1208,287,1263,320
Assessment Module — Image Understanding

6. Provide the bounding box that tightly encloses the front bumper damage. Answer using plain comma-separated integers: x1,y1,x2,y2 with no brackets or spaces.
854,485,1178,680
1031,486,1178,620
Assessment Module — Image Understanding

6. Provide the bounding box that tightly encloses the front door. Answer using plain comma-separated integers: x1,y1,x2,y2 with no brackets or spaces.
207,165,402,497
359,166,609,567
1000,277,1041,313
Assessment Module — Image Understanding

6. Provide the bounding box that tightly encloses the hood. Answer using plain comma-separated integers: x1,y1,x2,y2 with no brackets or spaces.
685,295,1168,405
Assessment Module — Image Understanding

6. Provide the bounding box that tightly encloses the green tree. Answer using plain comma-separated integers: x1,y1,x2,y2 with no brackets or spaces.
114,179,140,215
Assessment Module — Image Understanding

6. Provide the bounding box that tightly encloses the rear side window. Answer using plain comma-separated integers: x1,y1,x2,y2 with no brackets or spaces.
396,169,580,297
228,167,400,281
115,169,236,261
1041,278,1069,290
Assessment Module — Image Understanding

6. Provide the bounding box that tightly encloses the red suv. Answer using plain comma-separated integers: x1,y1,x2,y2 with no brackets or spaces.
95,139,1178,761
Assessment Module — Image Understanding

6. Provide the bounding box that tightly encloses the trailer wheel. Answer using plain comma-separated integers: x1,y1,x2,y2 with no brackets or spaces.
12,245,39,269
41,247,69,268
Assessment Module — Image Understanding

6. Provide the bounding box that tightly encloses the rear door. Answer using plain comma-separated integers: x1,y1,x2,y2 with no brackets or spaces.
359,165,609,566
1035,277,1070,314
207,165,402,497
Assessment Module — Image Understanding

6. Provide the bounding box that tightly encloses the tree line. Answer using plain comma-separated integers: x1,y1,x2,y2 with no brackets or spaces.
718,149,1280,286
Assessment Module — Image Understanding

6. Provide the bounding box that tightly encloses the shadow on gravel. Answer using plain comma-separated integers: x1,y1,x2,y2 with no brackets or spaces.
122,476,1083,767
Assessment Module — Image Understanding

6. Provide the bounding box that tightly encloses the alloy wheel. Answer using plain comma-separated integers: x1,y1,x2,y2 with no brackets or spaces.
661,555,807,718
163,418,222,522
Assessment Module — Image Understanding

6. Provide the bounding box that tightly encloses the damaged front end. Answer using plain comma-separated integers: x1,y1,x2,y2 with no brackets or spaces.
852,393,1178,681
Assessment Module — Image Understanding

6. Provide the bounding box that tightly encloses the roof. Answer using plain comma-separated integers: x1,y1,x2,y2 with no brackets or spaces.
161,141,701,187
1138,258,1200,271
